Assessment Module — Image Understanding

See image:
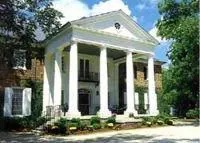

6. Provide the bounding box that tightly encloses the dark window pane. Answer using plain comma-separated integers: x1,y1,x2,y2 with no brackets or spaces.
85,60,89,78
80,59,84,78
134,65,137,79
12,88,23,115
144,67,147,80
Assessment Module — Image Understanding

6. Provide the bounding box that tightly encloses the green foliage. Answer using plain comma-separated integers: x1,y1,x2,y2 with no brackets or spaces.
67,122,78,128
20,80,43,118
157,0,199,116
54,118,68,134
106,116,116,124
92,123,101,130
142,114,172,126
0,0,63,67
79,120,90,130
0,116,46,130
90,116,101,125
186,108,199,119
70,118,81,128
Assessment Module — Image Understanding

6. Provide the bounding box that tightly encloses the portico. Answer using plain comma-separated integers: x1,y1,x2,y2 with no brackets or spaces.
43,10,159,118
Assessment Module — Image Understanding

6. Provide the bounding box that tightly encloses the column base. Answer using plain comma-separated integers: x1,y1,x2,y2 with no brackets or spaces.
124,109,138,117
98,109,112,118
65,110,81,119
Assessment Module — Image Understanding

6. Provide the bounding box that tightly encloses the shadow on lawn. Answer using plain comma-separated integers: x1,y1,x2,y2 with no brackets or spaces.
0,131,199,143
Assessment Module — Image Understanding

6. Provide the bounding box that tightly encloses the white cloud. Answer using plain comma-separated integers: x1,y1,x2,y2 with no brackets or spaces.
53,0,90,24
53,0,136,24
90,0,131,16
149,26,166,43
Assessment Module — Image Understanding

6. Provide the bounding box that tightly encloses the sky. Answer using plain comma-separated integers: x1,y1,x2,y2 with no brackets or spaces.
52,0,170,65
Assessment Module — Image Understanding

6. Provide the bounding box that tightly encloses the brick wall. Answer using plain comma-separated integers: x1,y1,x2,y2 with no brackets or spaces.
0,58,44,92
0,60,162,91
134,62,162,90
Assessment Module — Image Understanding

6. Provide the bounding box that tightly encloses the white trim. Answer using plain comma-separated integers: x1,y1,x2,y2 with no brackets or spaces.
73,38,154,55
72,25,156,46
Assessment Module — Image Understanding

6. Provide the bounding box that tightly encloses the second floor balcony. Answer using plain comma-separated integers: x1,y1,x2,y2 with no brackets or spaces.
79,71,99,82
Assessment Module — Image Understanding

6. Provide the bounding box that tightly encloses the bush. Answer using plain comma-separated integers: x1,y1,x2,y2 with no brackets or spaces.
79,120,90,130
54,118,68,134
90,116,100,125
67,122,78,128
92,123,101,130
71,118,81,128
186,109,199,119
106,116,116,124
0,116,47,131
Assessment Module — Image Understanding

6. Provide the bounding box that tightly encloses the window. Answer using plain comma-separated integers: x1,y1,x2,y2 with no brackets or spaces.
85,60,89,78
79,59,90,78
13,50,26,70
4,87,32,117
12,88,23,115
80,59,84,78
144,67,147,80
134,65,137,79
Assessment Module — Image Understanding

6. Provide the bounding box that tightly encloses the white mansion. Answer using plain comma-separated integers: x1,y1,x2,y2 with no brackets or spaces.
42,10,160,118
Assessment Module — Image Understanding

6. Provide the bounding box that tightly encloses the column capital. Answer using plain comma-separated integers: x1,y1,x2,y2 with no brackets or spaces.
70,39,78,45
147,53,155,58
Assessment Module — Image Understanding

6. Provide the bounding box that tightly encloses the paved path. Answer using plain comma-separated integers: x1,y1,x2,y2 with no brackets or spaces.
0,122,199,143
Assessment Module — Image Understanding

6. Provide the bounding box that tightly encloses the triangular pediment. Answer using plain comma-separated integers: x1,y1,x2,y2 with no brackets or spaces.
71,10,158,44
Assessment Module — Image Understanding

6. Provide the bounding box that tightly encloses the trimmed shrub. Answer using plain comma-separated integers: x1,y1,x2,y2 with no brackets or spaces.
106,116,116,124
67,122,78,128
90,116,100,125
0,116,47,131
92,123,101,130
79,120,89,131
54,118,68,134
71,118,81,128
186,109,199,119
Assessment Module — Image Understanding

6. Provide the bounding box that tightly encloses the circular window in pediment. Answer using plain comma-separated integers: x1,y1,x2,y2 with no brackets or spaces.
115,22,121,30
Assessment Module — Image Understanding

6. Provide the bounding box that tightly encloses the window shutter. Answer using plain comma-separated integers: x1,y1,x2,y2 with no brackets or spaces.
22,88,32,116
4,88,13,117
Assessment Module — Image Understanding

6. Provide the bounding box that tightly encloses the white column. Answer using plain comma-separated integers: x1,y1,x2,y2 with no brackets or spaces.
53,50,62,106
148,55,159,116
66,41,81,118
43,54,53,114
99,47,111,118
124,51,137,116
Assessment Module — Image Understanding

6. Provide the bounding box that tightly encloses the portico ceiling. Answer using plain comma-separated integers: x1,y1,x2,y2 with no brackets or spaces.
64,43,127,59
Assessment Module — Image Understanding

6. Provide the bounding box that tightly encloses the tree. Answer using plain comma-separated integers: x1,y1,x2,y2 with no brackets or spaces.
0,0,63,68
157,0,199,116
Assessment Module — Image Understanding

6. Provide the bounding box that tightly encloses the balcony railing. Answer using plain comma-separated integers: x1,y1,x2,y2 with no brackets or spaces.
79,71,99,82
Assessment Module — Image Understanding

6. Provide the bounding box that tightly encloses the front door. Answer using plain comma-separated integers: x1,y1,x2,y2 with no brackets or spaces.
78,93,89,115
118,63,126,113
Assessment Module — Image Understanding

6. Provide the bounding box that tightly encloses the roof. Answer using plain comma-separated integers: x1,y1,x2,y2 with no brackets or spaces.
43,10,159,45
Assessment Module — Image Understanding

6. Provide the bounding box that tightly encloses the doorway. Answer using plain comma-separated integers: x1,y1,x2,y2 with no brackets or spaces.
78,89,90,115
